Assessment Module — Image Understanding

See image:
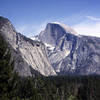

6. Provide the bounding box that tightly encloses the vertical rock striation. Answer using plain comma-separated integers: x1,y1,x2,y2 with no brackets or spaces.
38,22,100,75
0,16,56,76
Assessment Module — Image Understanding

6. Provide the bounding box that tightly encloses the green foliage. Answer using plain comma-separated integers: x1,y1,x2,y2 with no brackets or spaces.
5,75,99,100
0,34,100,100
68,95,77,100
0,34,13,100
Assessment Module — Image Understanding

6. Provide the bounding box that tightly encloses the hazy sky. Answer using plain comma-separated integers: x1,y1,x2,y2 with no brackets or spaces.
0,0,100,37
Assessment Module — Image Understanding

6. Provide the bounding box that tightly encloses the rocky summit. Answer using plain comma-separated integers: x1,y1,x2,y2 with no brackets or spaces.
0,16,100,77
38,22,100,75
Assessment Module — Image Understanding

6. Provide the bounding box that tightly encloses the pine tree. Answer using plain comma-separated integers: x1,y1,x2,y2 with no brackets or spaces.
0,34,13,99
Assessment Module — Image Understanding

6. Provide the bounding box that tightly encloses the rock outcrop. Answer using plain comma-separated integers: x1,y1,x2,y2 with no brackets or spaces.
0,16,100,76
0,16,56,76
38,22,100,75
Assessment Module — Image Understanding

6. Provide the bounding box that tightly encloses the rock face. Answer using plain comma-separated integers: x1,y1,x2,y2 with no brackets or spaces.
0,16,100,76
0,16,56,76
38,22,100,75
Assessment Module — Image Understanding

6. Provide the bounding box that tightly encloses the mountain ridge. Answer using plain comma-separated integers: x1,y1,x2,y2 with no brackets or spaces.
38,22,100,75
0,16,56,76
0,16,100,76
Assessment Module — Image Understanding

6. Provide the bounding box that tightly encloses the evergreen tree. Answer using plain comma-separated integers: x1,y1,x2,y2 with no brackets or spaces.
0,34,13,99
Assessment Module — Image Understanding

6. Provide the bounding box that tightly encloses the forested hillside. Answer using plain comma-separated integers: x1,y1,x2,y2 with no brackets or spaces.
0,34,100,100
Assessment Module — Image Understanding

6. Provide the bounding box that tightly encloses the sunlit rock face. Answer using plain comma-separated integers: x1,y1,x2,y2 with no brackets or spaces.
0,16,56,77
38,22,100,75
0,16,100,77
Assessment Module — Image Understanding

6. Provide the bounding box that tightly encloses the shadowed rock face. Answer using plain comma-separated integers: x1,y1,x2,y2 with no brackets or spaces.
38,23,77,47
0,16,56,77
0,16,100,76
38,22,100,75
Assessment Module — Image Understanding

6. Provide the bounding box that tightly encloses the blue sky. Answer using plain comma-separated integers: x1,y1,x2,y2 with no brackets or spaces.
0,0,100,37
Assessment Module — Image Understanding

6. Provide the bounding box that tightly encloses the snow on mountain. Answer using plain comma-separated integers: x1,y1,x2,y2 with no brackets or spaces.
44,43,55,51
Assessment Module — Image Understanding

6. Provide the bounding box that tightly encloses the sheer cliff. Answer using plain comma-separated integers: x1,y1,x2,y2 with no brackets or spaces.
0,16,56,76
38,22,100,75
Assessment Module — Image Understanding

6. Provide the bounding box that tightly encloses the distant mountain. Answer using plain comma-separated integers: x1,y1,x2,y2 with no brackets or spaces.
0,16,56,77
38,22,100,75
0,16,100,77
38,22,78,46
